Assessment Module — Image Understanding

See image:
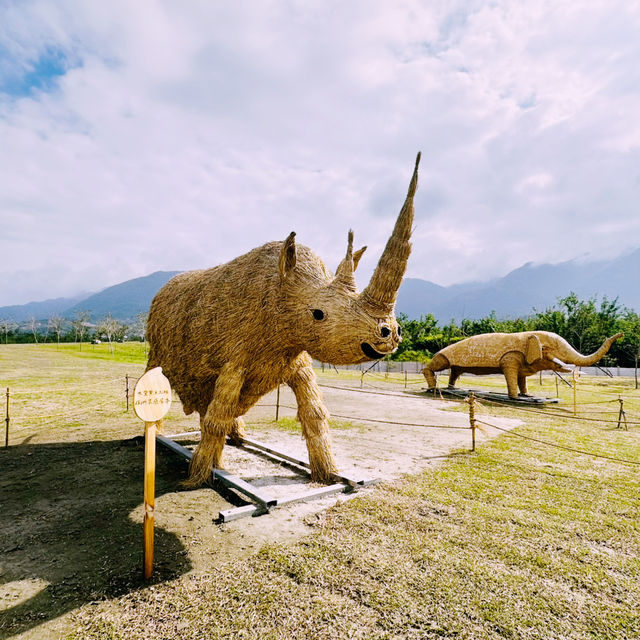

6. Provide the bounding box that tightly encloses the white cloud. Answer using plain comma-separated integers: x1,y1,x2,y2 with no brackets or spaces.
1,0,640,304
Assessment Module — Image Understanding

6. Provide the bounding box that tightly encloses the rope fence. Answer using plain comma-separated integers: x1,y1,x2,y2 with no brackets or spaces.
260,401,470,431
391,367,640,428
477,419,640,467
326,367,640,408
7,376,125,396
2,375,133,446
451,392,640,427
3,370,638,463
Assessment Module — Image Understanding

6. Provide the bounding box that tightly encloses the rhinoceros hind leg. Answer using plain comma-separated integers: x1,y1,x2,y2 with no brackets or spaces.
185,365,245,488
228,417,246,445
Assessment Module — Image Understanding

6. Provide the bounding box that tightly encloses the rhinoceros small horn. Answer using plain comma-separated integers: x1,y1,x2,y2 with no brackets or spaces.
334,230,357,290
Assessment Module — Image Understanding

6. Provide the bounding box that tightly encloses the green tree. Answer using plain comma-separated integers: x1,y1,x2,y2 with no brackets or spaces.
616,310,640,378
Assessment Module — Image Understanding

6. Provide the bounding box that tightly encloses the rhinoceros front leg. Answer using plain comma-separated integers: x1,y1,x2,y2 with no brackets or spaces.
187,364,245,487
286,361,338,484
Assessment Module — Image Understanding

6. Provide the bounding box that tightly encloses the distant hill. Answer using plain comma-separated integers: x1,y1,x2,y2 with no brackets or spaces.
0,293,91,323
64,271,181,321
2,249,639,326
0,271,180,323
396,248,640,321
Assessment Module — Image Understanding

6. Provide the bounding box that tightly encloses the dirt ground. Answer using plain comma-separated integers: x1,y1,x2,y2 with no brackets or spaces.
0,351,521,640
158,383,522,565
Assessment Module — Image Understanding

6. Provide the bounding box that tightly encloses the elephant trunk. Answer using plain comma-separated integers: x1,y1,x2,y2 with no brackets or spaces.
557,333,624,366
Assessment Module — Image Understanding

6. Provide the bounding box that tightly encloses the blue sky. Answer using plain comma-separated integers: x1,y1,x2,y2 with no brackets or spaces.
1,1,640,306
1,46,70,96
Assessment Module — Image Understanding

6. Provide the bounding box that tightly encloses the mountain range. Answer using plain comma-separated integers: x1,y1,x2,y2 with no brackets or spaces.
0,271,180,325
396,248,640,322
1,249,638,325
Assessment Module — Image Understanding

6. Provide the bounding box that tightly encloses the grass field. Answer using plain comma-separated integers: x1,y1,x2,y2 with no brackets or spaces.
1,344,639,639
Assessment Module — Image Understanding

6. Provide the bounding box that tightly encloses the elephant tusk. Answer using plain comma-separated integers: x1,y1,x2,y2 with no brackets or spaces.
552,358,571,369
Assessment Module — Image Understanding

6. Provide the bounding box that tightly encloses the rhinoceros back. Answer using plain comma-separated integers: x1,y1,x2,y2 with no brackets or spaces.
146,241,328,414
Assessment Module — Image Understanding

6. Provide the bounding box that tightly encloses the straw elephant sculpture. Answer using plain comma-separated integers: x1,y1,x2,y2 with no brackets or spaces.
422,330,623,399
147,153,421,486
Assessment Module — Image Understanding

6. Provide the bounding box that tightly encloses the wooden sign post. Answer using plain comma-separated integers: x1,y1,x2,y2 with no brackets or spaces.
133,367,172,580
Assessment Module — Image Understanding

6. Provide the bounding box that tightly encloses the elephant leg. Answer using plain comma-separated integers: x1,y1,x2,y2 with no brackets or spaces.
448,367,462,388
422,354,449,390
286,357,338,483
187,364,245,487
500,354,522,399
422,366,437,389
518,375,530,396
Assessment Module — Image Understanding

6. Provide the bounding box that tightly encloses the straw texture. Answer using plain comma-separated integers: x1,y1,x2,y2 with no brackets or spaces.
423,330,623,398
147,154,421,485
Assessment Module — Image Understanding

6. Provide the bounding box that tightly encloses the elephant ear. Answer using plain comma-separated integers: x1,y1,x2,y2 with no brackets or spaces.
525,335,542,364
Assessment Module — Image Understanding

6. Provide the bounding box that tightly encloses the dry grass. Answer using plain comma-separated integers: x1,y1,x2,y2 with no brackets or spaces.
69,390,640,639
2,345,639,640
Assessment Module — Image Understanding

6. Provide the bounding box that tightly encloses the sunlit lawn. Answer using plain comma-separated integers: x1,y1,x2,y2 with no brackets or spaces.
1,344,639,639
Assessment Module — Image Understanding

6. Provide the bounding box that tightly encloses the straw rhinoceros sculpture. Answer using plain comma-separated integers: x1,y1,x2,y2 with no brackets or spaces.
147,154,421,486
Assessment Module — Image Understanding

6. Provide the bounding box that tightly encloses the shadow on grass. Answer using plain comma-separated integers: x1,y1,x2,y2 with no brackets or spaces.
0,438,192,639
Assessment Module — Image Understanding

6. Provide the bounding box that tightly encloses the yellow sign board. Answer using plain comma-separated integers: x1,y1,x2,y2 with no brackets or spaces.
133,367,172,422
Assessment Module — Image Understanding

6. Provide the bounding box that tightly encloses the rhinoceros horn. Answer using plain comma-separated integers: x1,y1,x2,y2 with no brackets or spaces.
361,152,420,314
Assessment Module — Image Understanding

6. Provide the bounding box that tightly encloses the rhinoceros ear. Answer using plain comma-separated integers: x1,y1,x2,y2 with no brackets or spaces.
279,232,297,278
525,334,542,364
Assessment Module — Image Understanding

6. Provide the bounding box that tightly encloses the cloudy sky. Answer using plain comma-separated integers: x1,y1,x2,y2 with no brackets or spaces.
1,1,640,306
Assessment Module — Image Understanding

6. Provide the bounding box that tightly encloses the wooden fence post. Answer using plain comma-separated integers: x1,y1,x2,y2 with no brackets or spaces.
275,384,280,421
404,370,407,389
616,397,628,431
4,387,9,448
572,369,580,416
133,367,172,580
468,393,476,452
143,419,157,579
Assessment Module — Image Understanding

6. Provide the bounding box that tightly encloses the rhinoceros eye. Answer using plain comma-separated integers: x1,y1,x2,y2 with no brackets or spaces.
312,309,326,321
